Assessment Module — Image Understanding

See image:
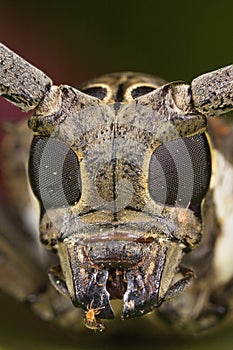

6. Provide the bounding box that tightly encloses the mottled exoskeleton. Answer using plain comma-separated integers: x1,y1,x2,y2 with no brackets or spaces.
0,42,233,334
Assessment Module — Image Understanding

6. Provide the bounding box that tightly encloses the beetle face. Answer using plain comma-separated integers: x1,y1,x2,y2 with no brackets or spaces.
1,43,233,333
28,73,211,321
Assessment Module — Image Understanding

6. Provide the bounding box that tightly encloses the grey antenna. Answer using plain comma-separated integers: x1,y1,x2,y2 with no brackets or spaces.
0,42,52,111
191,65,233,117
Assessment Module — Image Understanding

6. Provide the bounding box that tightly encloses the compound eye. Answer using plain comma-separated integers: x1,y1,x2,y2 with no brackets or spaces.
29,136,81,209
148,133,211,208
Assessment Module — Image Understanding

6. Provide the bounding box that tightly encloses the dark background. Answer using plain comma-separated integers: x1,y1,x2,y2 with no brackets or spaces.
1,0,233,126
1,0,233,124
0,1,233,349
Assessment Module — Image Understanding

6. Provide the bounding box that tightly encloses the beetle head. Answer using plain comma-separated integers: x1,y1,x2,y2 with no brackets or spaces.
28,74,210,325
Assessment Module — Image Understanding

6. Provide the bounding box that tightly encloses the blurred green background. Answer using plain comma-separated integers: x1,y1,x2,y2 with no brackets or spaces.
0,0,233,349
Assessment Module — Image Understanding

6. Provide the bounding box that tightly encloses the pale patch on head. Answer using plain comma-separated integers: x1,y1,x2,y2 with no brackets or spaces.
211,150,233,285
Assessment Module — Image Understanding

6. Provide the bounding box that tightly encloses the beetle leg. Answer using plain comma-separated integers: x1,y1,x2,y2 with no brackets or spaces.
0,202,85,329
195,278,233,329
0,201,46,300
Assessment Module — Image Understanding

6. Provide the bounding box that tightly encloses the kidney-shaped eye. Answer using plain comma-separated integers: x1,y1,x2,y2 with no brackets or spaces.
148,133,211,209
29,136,81,209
